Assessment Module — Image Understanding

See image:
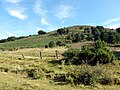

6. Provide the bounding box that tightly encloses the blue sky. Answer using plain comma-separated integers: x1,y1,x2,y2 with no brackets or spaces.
0,0,120,39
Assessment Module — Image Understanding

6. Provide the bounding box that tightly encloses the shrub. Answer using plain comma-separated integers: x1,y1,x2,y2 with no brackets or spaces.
27,68,44,79
57,28,65,35
63,40,115,65
56,40,62,46
65,66,102,86
63,48,80,59
98,77,114,85
65,40,72,44
113,78,120,85
53,74,66,82
45,45,48,48
49,41,56,48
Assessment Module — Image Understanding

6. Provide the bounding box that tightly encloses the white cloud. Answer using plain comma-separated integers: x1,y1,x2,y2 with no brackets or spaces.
6,31,15,36
104,17,120,24
41,18,50,25
6,0,22,3
56,5,73,19
106,24,120,29
7,8,27,20
33,0,47,17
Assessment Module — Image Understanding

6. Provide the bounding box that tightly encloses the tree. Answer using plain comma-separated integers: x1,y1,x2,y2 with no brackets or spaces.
87,33,93,41
100,31,109,42
7,36,16,41
66,35,72,40
84,28,91,33
73,33,82,42
96,26,104,31
108,32,116,44
57,28,65,35
91,27,101,41
49,41,56,48
116,28,120,33
38,30,46,35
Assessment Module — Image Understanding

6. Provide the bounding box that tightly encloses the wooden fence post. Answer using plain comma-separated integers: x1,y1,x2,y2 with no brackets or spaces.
55,50,58,59
40,52,42,59
22,54,25,59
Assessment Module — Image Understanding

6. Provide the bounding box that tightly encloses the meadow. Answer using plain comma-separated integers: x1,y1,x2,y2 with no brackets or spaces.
0,47,120,90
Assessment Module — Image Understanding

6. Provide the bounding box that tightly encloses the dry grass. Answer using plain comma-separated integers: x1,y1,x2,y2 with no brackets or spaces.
0,47,119,90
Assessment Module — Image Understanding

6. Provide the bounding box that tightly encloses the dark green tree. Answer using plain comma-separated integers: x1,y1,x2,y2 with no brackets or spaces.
57,28,65,35
108,32,116,44
73,33,82,42
7,36,16,41
38,30,46,35
96,26,104,31
116,28,120,33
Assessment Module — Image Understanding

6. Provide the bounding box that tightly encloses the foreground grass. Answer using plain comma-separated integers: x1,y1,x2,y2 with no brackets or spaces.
0,47,120,90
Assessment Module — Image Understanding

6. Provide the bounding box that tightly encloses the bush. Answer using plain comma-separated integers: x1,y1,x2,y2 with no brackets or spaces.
63,40,115,65
63,48,80,59
27,68,44,79
65,40,72,44
65,66,102,86
98,77,114,85
45,45,48,48
49,41,56,48
56,41,63,46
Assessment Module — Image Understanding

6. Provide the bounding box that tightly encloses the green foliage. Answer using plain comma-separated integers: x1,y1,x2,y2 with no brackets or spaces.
98,77,114,85
96,26,104,30
73,33,82,42
56,40,63,46
65,66,103,86
63,48,80,59
116,27,120,33
49,41,56,48
27,68,44,79
66,35,72,40
65,40,72,44
87,33,93,41
38,30,46,35
63,40,115,65
84,28,91,33
57,28,66,35
7,36,16,41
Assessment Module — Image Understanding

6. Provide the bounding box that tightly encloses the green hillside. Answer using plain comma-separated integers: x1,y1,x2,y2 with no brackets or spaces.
0,34,59,50
0,25,119,50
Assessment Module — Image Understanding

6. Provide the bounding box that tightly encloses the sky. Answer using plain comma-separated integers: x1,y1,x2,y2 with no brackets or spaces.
0,0,120,39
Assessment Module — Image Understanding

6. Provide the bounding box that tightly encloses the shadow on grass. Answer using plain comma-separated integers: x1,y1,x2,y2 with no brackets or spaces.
48,59,61,65
113,51,120,60
53,73,68,85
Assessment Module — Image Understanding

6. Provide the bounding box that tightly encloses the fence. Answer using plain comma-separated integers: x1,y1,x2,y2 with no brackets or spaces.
20,50,62,60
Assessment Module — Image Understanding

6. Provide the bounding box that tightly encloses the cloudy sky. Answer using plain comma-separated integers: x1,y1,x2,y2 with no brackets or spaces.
0,0,120,39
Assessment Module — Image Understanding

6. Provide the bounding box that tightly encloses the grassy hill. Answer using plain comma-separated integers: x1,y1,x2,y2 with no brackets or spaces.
0,34,59,50
0,25,117,50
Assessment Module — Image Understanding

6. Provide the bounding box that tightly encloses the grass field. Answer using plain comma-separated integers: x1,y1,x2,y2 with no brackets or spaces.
0,47,120,90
